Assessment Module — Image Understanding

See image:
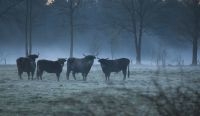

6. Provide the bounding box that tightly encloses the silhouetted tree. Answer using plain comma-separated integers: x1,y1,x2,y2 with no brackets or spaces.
178,0,200,65
102,0,163,64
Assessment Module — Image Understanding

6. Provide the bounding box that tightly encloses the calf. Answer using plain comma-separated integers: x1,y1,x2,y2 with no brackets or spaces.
98,58,130,80
36,58,67,81
16,54,39,80
66,55,96,81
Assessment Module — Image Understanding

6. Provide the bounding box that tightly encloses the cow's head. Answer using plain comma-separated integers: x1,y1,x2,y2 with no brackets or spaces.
98,59,105,64
57,58,67,67
28,54,39,61
98,58,109,65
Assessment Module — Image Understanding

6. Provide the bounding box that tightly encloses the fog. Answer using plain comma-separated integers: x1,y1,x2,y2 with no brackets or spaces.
0,0,199,65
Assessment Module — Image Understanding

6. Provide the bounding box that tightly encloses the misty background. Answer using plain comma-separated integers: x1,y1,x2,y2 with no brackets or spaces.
0,0,199,64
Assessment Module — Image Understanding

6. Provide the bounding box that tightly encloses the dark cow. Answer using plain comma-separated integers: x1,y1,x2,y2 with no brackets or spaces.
36,58,67,81
16,54,39,80
98,58,130,80
66,55,96,81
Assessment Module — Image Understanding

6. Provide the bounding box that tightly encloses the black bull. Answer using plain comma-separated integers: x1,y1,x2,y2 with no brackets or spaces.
36,59,67,81
98,58,130,80
66,55,96,81
16,54,39,80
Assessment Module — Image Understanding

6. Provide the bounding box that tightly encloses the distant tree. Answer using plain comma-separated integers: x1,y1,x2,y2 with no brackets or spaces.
50,0,98,57
0,0,31,56
175,55,184,66
109,29,121,59
155,48,167,67
102,0,163,64
177,0,200,65
88,33,101,56
0,51,8,64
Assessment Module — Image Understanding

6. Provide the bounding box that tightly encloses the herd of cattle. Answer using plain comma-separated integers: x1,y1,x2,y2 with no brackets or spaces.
16,54,130,81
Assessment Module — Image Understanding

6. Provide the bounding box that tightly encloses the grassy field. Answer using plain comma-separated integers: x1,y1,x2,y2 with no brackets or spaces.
0,65,199,116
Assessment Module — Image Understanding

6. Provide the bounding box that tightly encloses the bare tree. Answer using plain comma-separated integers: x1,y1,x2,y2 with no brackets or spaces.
175,55,184,66
152,46,168,67
103,0,163,64
0,51,8,65
51,0,98,57
88,33,101,56
177,0,200,65
0,0,31,57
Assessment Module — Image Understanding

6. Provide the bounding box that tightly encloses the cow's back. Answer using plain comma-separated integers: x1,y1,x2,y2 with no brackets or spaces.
37,60,62,73
117,58,130,66
100,58,129,72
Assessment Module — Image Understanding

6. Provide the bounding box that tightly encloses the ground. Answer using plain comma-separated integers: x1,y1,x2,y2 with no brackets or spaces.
0,65,199,116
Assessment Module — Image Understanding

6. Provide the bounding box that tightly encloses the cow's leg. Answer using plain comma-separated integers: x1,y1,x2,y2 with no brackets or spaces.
66,70,70,80
85,72,89,81
84,75,86,81
18,71,22,79
82,73,87,81
37,71,40,80
40,71,43,80
82,73,85,80
27,72,30,80
105,73,108,81
36,70,40,80
108,73,111,81
72,72,76,80
31,71,34,80
122,69,127,80
56,73,60,81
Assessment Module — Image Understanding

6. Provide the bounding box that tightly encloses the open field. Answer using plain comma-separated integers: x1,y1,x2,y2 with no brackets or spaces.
0,65,200,116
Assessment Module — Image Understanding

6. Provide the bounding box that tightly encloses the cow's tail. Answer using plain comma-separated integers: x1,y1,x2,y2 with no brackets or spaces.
128,63,130,78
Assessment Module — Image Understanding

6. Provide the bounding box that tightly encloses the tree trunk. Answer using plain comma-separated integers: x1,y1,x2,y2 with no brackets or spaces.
192,37,198,65
136,45,141,64
111,46,114,60
135,22,143,65
25,0,32,56
69,10,74,58
69,0,74,57
192,5,199,66
28,0,32,55
25,0,29,57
